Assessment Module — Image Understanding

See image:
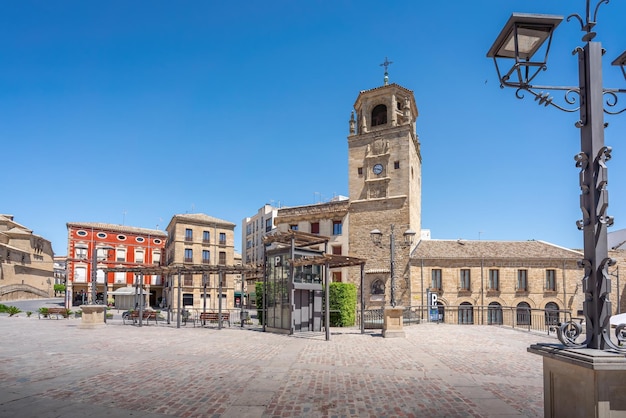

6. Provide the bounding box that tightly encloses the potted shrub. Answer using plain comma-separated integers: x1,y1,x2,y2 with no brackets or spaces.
38,307,50,318
7,306,21,317
74,309,82,318
26,311,32,318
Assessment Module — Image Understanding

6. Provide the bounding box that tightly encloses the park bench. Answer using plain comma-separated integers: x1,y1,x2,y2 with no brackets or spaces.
196,311,230,327
123,310,159,325
39,307,68,319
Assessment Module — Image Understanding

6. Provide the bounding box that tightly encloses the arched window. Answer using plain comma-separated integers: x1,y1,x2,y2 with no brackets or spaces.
545,302,560,326
459,302,474,324
516,302,532,326
371,279,385,295
371,104,387,127
488,302,503,325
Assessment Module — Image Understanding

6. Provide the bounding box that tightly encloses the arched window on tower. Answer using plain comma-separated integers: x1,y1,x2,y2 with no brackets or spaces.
371,104,387,127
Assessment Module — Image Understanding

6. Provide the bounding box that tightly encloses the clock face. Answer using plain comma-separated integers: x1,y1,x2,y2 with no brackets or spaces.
373,164,383,175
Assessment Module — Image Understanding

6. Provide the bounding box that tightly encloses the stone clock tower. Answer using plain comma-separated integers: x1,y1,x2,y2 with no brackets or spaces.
347,80,421,308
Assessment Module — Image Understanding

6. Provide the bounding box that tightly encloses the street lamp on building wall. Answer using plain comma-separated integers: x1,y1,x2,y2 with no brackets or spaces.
370,225,416,307
487,1,626,351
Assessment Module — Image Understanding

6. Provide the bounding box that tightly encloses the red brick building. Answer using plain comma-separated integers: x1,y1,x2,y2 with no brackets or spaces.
66,222,167,308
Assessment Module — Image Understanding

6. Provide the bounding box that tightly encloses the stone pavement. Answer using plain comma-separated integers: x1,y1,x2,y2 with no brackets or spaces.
0,314,554,417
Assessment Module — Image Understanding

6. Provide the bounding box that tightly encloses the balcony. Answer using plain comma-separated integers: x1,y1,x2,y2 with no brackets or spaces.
184,257,193,263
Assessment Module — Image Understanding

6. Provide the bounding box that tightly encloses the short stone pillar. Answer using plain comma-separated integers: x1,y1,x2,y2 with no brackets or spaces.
79,305,106,329
382,307,405,338
528,343,626,418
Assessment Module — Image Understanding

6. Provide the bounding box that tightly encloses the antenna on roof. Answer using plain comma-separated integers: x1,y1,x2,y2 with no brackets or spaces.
122,210,127,225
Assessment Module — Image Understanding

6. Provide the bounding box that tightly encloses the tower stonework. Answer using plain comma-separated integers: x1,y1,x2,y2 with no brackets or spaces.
347,83,421,308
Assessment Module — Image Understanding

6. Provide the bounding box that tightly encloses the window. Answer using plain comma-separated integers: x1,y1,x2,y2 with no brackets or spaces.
458,302,474,324
135,250,144,263
219,232,226,245
265,218,272,232
371,104,387,126
203,231,210,243
96,232,107,239
431,269,442,290
75,247,88,260
219,251,226,265
182,293,194,306
545,302,560,325
459,269,471,291
135,237,145,243
311,222,320,234
394,161,400,169
545,269,557,291
96,268,105,283
202,250,210,264
116,248,126,262
516,302,531,325
488,302,503,325
183,274,193,287
289,224,298,231
76,230,88,237
488,269,499,291
332,245,342,255
117,235,126,241
358,167,363,175
184,249,193,263
372,279,385,295
185,229,193,242
114,271,125,284
96,248,110,260
152,251,161,265
332,220,343,235
74,267,87,283
517,270,528,291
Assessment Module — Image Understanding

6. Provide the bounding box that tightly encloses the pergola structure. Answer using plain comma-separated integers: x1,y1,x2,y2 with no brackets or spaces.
263,230,366,339
104,263,263,328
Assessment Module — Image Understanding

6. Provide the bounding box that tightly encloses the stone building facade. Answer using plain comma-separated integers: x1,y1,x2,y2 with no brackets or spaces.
165,213,237,311
410,240,585,320
0,214,55,300
347,83,421,309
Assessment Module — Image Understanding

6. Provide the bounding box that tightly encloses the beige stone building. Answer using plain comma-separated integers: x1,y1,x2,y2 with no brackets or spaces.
0,214,55,300
165,213,237,312
410,239,585,323
274,196,350,283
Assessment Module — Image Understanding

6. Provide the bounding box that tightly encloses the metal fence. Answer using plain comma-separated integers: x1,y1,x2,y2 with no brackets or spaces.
359,305,579,335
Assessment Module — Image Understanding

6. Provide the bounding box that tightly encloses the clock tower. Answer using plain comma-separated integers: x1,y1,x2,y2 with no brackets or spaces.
347,79,421,308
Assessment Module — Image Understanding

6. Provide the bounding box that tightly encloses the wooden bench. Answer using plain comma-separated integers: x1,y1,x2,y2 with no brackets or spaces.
39,307,68,319
123,310,159,325
196,312,230,327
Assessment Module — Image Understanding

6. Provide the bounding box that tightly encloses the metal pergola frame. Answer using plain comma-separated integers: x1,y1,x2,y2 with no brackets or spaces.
263,230,367,339
103,264,263,328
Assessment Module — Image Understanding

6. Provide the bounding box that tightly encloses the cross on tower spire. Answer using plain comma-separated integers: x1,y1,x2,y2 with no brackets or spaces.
380,57,393,85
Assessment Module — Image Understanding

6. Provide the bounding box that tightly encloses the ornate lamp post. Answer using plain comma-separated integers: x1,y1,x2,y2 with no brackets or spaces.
488,0,626,352
370,224,416,308
90,244,113,305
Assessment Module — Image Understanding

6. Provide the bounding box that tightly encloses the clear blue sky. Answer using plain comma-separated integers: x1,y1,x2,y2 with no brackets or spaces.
2,0,626,255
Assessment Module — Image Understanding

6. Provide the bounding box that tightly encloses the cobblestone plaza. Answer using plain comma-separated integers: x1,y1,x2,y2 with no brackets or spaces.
0,314,554,417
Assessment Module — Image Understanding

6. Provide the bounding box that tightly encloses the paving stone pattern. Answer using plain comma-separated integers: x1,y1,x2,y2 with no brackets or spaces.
0,316,553,417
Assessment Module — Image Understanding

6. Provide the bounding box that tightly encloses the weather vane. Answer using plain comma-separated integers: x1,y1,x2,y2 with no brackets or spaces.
380,57,393,85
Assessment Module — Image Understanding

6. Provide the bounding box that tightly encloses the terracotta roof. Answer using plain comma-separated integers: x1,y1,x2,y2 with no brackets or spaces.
171,213,235,227
66,222,167,237
411,240,582,260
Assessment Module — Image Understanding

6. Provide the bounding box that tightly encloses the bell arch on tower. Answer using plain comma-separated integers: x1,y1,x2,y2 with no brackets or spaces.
371,104,387,127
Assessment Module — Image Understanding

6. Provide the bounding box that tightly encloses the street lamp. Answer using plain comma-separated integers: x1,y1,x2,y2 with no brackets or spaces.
91,245,114,305
370,224,416,308
488,1,626,351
